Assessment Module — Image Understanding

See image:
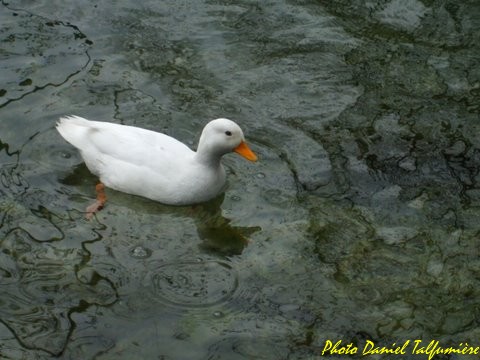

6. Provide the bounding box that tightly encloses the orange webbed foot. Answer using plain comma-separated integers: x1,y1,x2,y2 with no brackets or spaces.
86,183,107,220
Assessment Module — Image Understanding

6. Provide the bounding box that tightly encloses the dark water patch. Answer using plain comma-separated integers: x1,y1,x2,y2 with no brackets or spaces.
205,336,289,360
0,228,116,356
0,2,91,108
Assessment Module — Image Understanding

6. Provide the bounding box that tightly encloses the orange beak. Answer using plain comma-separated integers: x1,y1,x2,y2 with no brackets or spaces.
234,141,258,162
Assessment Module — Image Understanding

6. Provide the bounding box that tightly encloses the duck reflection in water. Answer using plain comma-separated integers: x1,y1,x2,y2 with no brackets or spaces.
62,165,260,256
193,194,260,256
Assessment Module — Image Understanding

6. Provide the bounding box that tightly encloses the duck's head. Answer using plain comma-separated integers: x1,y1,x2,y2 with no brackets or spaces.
197,118,257,163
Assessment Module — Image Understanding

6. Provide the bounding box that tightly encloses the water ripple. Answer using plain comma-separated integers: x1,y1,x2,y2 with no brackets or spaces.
146,260,239,309
0,228,116,355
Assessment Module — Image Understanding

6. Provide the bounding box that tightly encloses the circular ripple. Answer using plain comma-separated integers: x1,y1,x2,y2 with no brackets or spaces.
22,130,82,172
148,260,238,308
130,245,152,259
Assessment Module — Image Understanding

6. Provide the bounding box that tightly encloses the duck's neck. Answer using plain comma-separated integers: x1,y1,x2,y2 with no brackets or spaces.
194,147,224,168
195,135,225,167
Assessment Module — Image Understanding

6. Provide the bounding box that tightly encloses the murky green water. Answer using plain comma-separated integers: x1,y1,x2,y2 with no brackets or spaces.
1,0,480,359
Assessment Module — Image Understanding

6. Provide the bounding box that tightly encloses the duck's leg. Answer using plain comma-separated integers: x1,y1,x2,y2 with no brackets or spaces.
86,183,107,219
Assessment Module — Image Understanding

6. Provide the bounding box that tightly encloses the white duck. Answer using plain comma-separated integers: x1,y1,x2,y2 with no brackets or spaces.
56,116,257,215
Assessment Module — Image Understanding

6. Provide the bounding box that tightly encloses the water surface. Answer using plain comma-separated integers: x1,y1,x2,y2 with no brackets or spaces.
1,0,480,358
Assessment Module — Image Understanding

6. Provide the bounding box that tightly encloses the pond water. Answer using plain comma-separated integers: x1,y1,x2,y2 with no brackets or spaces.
1,0,480,359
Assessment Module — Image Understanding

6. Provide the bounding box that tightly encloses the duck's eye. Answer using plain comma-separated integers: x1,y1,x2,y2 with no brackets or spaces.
225,131,232,136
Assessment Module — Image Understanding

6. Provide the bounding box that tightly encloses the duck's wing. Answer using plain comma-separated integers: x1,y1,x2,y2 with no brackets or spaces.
57,116,193,168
